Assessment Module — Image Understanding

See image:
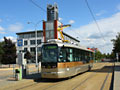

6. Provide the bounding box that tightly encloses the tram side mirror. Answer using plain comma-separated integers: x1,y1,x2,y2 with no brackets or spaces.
59,55,63,59
59,52,63,58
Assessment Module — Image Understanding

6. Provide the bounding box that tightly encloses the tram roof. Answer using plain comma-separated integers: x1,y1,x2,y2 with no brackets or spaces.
62,43,93,52
44,41,93,52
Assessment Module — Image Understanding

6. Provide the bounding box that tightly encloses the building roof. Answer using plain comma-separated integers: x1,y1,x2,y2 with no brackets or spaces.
62,32,80,42
16,30,80,42
16,30,43,35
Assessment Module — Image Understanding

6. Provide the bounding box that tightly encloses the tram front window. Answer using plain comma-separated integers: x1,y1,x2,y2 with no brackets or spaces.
42,45,58,62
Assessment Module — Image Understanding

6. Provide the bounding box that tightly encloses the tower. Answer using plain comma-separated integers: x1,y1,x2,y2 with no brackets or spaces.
43,3,59,42
47,3,58,21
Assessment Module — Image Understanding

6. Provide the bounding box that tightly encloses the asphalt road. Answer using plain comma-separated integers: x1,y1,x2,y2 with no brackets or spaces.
0,62,114,90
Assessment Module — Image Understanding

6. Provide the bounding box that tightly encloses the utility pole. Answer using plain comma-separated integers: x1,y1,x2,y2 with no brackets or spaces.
28,20,42,73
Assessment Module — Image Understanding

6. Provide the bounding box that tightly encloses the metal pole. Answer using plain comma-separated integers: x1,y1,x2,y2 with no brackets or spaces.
94,51,96,62
28,20,42,73
13,64,15,77
35,26,38,68
35,25,39,73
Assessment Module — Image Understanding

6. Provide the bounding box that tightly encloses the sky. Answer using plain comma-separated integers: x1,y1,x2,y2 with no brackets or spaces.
0,0,120,54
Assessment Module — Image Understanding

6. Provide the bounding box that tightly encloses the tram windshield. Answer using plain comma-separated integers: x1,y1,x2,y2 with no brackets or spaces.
42,44,58,62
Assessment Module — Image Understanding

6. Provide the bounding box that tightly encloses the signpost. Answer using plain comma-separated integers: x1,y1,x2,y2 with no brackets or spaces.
116,53,119,62
17,39,23,47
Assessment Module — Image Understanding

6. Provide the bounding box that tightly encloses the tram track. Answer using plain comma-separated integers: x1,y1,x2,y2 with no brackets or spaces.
16,82,38,90
1,63,113,90
21,63,108,90
100,63,114,90
100,72,110,90
71,65,105,90
72,73,96,90
40,63,108,90
14,64,99,90
71,63,114,90
15,78,66,90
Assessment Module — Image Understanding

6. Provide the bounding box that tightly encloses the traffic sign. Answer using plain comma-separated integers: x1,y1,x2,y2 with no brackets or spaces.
17,39,23,46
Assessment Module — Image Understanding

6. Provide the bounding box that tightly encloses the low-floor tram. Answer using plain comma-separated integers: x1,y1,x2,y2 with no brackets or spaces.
41,39,94,79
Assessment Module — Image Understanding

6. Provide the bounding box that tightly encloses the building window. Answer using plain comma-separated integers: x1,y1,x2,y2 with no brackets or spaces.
30,47,35,52
37,39,41,44
24,40,28,45
19,35,24,39
24,34,30,38
24,48,28,52
37,32,43,37
31,33,35,38
37,47,41,52
30,40,35,45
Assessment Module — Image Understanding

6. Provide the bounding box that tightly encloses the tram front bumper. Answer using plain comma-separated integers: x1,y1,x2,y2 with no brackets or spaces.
41,71,65,79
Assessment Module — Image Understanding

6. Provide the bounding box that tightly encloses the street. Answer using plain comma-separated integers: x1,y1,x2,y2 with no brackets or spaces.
0,62,114,90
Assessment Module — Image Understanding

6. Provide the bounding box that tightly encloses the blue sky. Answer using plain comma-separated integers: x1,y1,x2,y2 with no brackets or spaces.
0,0,120,54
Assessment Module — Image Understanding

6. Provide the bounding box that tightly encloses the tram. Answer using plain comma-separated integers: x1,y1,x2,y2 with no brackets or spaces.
41,39,94,79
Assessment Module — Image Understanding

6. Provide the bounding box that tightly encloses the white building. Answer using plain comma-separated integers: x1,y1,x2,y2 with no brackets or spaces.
16,30,80,63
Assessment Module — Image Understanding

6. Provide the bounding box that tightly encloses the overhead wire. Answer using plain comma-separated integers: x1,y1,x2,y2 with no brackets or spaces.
69,26,104,50
29,0,46,12
84,0,105,41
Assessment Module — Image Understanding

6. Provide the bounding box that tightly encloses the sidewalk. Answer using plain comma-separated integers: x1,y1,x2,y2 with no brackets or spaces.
0,64,37,71
114,62,120,90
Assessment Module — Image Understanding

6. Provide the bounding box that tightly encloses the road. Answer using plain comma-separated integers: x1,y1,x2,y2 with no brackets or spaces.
0,62,114,90
0,64,39,88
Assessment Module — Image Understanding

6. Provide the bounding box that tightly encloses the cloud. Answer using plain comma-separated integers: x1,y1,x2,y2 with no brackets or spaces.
0,26,6,34
0,26,4,31
6,36,16,42
59,17,63,21
8,23,23,32
96,10,106,16
69,20,75,24
117,4,120,11
0,36,16,42
89,31,115,39
65,12,120,54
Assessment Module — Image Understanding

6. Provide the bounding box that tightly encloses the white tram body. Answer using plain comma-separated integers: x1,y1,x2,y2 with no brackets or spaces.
41,39,94,79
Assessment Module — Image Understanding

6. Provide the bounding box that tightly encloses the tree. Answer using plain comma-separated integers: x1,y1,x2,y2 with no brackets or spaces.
111,32,120,61
1,37,17,64
112,32,120,53
24,50,32,63
109,52,115,59
0,42,4,64
95,51,103,60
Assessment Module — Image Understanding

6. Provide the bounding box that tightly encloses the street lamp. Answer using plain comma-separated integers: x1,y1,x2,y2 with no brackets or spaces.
27,20,42,73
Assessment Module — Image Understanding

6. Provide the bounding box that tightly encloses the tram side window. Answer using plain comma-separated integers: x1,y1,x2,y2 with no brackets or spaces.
89,52,91,60
88,52,93,60
73,49,75,61
67,48,73,62
74,49,77,61
58,48,67,62
59,47,74,62
78,50,81,61
81,50,85,61
85,52,88,60
90,52,94,60
72,48,80,62
76,49,80,61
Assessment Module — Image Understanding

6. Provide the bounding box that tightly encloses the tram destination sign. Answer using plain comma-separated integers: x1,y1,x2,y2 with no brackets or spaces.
45,45,57,49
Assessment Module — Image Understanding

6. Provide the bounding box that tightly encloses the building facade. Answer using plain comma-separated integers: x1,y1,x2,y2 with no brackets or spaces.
16,30,80,62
